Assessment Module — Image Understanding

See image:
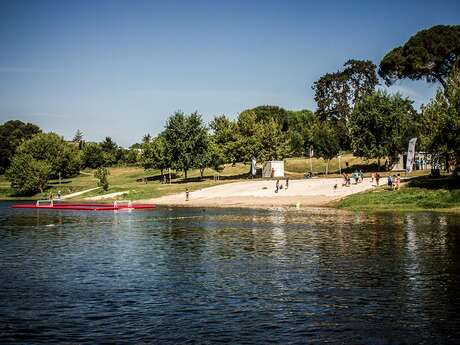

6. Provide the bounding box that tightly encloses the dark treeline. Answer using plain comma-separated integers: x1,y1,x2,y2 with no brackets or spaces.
1,25,459,195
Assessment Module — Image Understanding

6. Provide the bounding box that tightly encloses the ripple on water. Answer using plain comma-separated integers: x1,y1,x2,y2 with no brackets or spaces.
0,204,460,344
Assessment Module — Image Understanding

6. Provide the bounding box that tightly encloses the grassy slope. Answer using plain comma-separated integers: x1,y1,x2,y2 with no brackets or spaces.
336,176,460,212
0,164,251,201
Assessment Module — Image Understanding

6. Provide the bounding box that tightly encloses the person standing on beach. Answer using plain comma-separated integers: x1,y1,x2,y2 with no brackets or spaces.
285,177,289,190
275,179,279,193
185,188,190,201
375,173,380,186
396,174,401,190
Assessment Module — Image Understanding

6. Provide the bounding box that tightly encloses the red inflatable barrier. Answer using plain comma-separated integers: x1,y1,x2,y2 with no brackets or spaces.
11,201,156,211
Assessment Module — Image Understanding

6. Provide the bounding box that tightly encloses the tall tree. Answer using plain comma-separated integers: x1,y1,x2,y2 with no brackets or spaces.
313,59,378,148
163,111,208,180
0,120,41,173
379,25,460,92
419,68,460,175
349,90,417,169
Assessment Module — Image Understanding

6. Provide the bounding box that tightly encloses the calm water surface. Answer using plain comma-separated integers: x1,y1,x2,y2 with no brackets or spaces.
0,201,459,344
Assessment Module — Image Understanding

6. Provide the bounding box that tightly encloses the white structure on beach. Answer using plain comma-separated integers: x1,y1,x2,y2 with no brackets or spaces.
262,160,284,178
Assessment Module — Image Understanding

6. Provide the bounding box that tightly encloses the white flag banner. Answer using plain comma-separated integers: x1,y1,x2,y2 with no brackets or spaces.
406,138,417,173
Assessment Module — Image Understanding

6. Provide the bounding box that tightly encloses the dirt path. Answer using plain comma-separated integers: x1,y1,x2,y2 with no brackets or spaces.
61,187,100,199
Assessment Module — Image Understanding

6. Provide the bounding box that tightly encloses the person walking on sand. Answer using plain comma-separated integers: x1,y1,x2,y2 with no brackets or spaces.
396,174,401,190
275,179,279,193
375,173,380,187
185,188,190,201
387,175,393,190
285,176,289,190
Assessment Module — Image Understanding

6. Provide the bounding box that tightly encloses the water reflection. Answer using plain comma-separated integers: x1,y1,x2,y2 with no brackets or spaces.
0,203,459,344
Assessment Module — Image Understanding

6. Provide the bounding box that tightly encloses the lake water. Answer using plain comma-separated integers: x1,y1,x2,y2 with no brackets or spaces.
1,201,460,344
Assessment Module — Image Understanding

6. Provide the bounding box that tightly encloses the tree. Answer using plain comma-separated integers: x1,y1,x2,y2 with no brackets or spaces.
99,137,119,166
94,167,109,191
240,105,290,131
419,68,460,175
210,115,239,164
310,121,340,175
313,59,378,148
379,25,460,92
349,90,417,169
16,132,81,178
82,142,105,169
257,117,290,161
235,110,264,162
285,110,315,155
6,153,51,195
73,129,83,142
0,120,41,173
142,134,151,144
163,111,208,180
141,134,171,176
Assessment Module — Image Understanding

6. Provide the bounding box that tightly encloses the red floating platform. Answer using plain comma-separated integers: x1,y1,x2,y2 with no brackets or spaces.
11,201,156,211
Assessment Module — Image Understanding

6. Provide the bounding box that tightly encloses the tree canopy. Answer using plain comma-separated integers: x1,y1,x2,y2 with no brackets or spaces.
6,153,51,195
313,59,378,149
163,111,208,180
0,120,41,173
379,25,460,91
16,132,81,178
419,68,460,174
349,90,417,167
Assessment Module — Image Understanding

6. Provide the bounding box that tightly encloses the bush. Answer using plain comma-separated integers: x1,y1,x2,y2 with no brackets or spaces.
94,167,110,191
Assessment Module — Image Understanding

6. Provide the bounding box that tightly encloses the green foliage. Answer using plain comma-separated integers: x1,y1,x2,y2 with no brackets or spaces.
141,134,171,174
6,153,51,195
310,121,340,173
419,68,460,173
16,132,81,178
210,115,239,164
286,110,315,155
82,142,105,169
164,111,208,179
349,90,417,166
379,25,460,91
73,129,84,143
313,59,378,149
257,117,290,161
94,167,110,191
240,105,290,131
0,120,41,173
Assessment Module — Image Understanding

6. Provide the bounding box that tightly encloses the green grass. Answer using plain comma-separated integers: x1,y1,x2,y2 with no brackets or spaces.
0,163,252,201
336,176,460,212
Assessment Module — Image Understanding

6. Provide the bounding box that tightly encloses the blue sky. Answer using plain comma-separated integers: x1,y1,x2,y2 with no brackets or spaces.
0,0,459,146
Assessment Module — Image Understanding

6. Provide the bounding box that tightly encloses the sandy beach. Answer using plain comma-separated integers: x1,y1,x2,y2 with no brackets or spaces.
143,178,377,208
